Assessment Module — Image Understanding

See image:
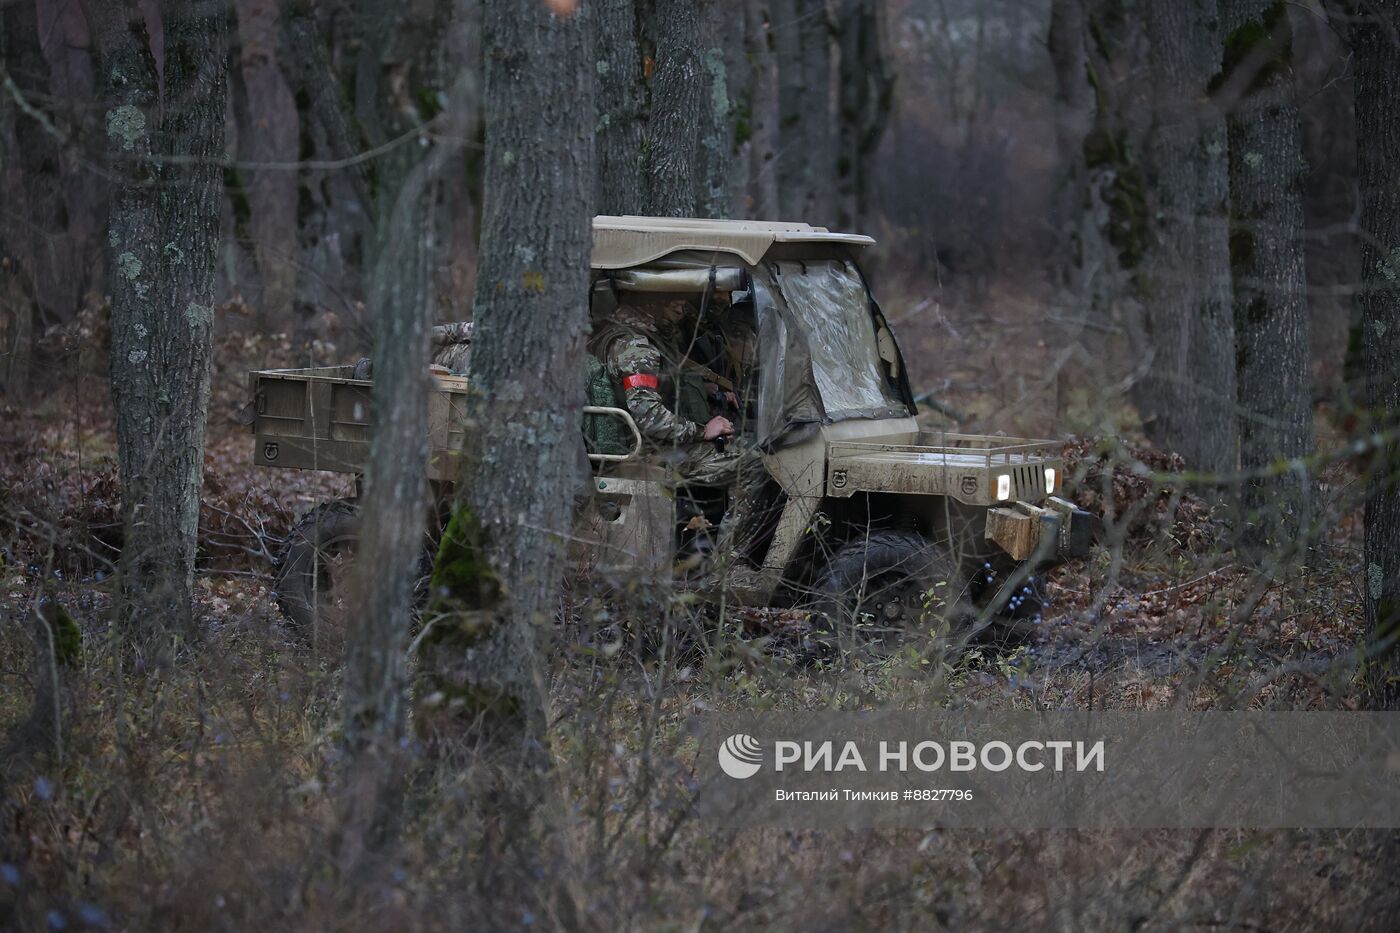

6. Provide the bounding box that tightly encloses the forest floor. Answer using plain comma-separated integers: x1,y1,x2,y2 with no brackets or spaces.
1,290,1392,930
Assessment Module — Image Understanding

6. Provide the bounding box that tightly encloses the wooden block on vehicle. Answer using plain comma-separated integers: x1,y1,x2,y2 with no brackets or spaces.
985,506,1040,561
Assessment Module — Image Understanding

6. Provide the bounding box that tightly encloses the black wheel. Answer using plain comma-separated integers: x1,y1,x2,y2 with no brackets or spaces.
811,531,966,654
273,499,361,635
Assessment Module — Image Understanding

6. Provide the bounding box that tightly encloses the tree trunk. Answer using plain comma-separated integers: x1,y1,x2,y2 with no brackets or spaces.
277,0,375,298
772,0,802,217
1354,0,1400,707
335,0,462,873
1216,0,1313,550
1048,0,1116,347
595,0,644,215
0,0,60,399
417,0,593,749
799,0,834,223
1143,4,1196,455
1143,0,1236,474
233,0,299,323
720,3,751,217
0,3,27,397
91,0,227,633
1048,0,1091,266
834,0,893,232
695,0,733,219
644,0,701,215
740,0,780,218
341,0,457,752
1185,17,1237,479
1087,3,1150,314
774,0,834,222
412,5,592,916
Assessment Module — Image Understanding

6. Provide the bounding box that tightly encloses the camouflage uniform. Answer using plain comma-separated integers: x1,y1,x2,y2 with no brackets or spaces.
432,321,473,374
593,306,747,487
350,321,473,380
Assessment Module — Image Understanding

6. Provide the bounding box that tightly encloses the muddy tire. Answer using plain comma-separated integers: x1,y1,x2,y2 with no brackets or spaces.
811,531,966,655
273,499,361,635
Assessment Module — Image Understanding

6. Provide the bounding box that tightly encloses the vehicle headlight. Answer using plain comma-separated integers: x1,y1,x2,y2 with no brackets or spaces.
996,474,1011,500
1044,467,1057,494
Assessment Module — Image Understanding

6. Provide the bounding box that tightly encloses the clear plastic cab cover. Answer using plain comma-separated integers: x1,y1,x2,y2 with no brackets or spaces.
753,259,911,446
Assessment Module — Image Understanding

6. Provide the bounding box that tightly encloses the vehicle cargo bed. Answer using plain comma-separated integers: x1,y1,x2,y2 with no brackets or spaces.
248,366,470,480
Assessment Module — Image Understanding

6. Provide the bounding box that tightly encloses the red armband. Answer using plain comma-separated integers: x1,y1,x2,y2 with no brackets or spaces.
622,373,660,391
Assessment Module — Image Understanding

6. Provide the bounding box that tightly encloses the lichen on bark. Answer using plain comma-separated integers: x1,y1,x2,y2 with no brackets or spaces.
116,251,142,281
104,104,146,150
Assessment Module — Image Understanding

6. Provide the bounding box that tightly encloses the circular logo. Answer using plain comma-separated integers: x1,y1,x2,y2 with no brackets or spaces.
718,733,764,779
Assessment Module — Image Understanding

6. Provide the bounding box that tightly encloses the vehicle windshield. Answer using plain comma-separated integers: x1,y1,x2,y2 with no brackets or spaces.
771,259,910,422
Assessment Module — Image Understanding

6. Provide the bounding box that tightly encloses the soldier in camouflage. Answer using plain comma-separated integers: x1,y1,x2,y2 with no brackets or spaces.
591,294,772,590
350,320,474,379
592,295,746,486
431,321,473,374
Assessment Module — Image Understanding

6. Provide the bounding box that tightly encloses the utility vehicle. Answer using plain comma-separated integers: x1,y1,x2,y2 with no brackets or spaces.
247,216,1094,642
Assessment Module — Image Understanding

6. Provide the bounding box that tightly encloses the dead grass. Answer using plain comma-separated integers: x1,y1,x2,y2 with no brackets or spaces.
1,298,1392,931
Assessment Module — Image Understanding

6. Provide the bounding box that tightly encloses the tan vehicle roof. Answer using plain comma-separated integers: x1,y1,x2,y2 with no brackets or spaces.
592,215,875,270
